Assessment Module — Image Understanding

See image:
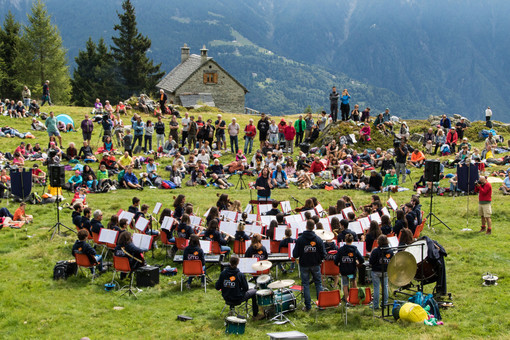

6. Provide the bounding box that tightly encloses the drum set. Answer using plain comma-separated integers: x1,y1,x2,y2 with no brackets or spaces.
251,260,297,325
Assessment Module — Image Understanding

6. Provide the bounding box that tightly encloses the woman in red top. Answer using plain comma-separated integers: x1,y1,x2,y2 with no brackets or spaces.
283,120,296,154
475,176,492,234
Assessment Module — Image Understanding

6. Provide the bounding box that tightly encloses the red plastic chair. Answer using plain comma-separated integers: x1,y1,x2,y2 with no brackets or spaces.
112,255,137,297
321,260,340,288
160,230,175,258
181,260,206,292
74,253,98,281
346,287,374,324
233,240,246,256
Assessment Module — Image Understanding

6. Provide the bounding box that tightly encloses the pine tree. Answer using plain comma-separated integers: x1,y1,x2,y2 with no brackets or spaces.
19,0,70,104
111,0,164,99
72,38,121,106
0,11,22,99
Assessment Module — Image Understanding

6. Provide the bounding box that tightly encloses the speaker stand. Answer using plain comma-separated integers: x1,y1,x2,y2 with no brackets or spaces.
49,192,76,240
426,191,451,230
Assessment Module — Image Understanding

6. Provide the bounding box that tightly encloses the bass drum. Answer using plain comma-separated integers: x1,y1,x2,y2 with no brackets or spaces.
274,289,296,314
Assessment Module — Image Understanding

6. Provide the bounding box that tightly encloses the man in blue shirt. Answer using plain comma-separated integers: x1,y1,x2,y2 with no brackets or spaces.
123,166,143,190
440,114,451,131
500,170,510,195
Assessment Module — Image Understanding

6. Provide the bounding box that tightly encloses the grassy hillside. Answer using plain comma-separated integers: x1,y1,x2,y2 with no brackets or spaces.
0,106,509,339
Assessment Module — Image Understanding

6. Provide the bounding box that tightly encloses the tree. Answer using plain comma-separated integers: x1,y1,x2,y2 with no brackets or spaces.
0,11,22,99
71,37,120,106
19,0,70,104
111,0,164,99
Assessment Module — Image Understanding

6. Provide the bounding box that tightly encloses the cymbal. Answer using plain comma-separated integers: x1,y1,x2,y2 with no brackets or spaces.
268,280,293,289
315,229,335,241
251,260,272,271
387,251,417,287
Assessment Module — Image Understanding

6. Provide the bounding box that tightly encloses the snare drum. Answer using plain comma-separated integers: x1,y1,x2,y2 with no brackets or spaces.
256,289,274,307
225,316,246,335
274,289,296,314
256,274,272,289
404,240,428,264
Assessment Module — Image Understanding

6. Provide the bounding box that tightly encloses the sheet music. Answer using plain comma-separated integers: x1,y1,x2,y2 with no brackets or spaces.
189,215,202,228
132,233,152,251
339,241,365,256
342,206,355,218
348,221,364,234
285,214,302,224
388,236,399,248
261,239,271,254
387,197,398,211
315,204,324,216
245,240,251,250
203,208,211,218
239,213,257,223
358,217,371,232
220,210,238,222
260,215,276,227
258,204,272,215
274,227,288,241
98,229,118,244
280,201,292,214
328,213,344,223
219,221,237,238
199,240,211,253
381,207,391,217
288,243,296,258
244,204,253,214
238,257,258,274
161,216,174,231
152,202,162,215
118,210,135,224
319,218,331,232
289,220,307,234
369,212,382,224
245,224,262,235
299,209,317,220
135,216,150,232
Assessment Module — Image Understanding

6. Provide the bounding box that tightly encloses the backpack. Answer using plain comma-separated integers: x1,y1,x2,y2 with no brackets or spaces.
133,145,143,155
161,180,177,189
53,260,77,280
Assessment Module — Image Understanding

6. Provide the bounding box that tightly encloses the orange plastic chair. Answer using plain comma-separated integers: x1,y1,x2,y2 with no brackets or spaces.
181,260,206,292
112,255,137,297
270,240,280,254
346,287,374,324
74,253,98,280
233,240,246,256
315,289,342,322
175,237,189,251
160,230,175,258
321,260,340,287
210,241,228,256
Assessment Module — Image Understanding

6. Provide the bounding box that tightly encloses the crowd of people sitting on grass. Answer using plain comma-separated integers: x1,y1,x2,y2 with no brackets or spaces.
0,93,509,200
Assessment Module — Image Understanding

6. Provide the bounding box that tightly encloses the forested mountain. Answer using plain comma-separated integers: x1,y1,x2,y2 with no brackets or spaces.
1,0,508,119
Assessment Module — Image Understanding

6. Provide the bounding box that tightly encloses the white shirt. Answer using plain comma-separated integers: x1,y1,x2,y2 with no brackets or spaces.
228,123,240,136
485,108,492,117
197,153,210,165
181,117,190,131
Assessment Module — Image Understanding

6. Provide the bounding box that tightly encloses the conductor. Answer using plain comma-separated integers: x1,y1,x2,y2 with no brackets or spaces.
292,220,326,311
215,256,263,320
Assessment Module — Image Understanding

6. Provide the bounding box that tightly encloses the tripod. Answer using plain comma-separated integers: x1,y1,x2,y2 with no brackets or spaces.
235,172,247,190
426,190,451,230
49,191,75,239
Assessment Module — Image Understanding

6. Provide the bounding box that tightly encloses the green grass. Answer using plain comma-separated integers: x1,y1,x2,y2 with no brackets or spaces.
0,106,510,339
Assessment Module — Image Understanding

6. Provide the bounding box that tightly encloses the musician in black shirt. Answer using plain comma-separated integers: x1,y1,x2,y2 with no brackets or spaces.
245,234,268,260
183,235,206,288
255,167,273,200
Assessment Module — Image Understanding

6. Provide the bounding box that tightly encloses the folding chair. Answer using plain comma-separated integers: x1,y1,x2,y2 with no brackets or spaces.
346,287,374,324
160,230,175,258
211,241,229,259
315,289,341,322
74,253,98,281
233,240,246,256
321,260,340,289
181,260,206,292
175,237,188,251
112,255,138,298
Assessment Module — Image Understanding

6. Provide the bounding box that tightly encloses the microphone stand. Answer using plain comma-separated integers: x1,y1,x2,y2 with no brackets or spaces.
291,196,303,210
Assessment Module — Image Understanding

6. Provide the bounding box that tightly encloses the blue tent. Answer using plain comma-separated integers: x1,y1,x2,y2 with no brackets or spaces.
56,114,74,128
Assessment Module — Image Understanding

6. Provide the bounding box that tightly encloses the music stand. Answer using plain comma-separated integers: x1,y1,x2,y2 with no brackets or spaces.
426,190,451,230
235,172,247,190
49,190,75,239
